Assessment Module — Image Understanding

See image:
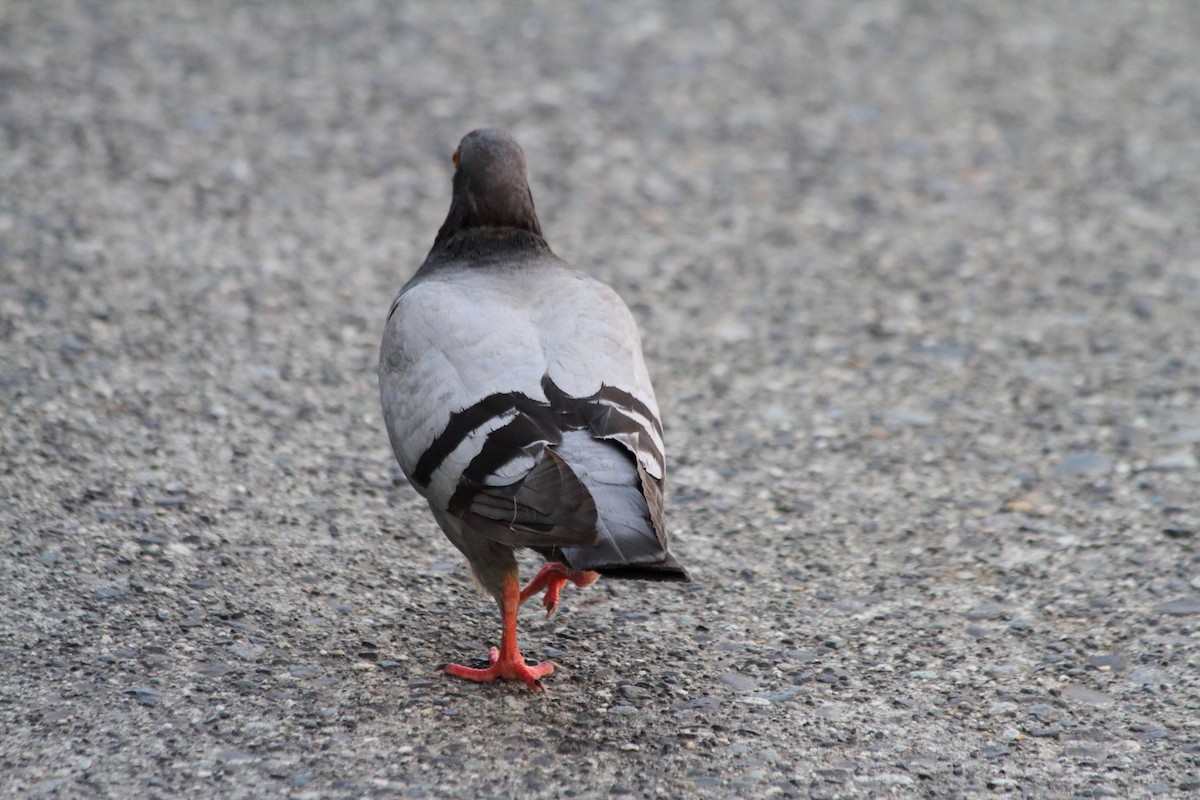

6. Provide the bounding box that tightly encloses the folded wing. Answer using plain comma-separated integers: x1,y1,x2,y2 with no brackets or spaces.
380,259,681,577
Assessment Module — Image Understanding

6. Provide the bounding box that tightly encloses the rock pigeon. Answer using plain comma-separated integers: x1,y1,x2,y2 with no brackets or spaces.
379,129,689,690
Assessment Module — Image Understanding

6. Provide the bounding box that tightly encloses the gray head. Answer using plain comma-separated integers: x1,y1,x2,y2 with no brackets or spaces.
434,129,543,246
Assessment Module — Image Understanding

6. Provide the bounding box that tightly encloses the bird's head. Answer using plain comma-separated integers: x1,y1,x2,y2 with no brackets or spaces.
435,128,543,245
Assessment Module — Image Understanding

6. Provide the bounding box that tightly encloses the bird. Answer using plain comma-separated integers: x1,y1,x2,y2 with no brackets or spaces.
378,129,689,690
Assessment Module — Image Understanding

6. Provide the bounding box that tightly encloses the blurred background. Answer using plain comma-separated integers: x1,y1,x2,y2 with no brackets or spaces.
2,1,1199,797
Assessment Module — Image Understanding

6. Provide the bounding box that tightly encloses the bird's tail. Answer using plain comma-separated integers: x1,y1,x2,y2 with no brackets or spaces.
550,431,690,582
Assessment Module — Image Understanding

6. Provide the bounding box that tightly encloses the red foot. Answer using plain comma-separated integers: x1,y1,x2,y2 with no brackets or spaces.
519,563,600,616
445,647,554,691
445,575,562,691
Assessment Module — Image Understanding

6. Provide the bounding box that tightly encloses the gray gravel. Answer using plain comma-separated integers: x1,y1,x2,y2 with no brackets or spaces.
3,1,1200,797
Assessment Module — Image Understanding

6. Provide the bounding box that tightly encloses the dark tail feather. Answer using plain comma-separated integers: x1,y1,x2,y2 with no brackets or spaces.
456,447,599,548
595,558,691,582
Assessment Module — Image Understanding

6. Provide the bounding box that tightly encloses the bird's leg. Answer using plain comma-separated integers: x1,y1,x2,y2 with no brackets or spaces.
518,562,600,617
444,575,554,690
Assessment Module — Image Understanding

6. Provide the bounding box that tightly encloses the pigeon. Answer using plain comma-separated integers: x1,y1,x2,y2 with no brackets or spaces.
379,129,689,690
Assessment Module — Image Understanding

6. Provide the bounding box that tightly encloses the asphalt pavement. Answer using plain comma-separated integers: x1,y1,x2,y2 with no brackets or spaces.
2,1,1199,797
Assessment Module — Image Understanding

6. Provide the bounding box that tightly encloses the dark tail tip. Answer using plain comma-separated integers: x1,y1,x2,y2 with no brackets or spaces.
595,562,692,583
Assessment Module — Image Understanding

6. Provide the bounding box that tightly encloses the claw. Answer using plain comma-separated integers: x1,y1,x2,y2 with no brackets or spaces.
519,563,600,617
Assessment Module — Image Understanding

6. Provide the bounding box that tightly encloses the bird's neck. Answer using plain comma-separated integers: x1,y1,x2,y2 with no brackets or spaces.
424,228,552,266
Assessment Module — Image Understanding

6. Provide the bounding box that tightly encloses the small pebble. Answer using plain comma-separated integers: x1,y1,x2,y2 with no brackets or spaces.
719,672,757,693
1086,653,1128,673
1148,451,1198,471
125,686,162,706
1061,685,1114,707
1156,596,1200,615
1054,453,1111,476
1128,667,1169,686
